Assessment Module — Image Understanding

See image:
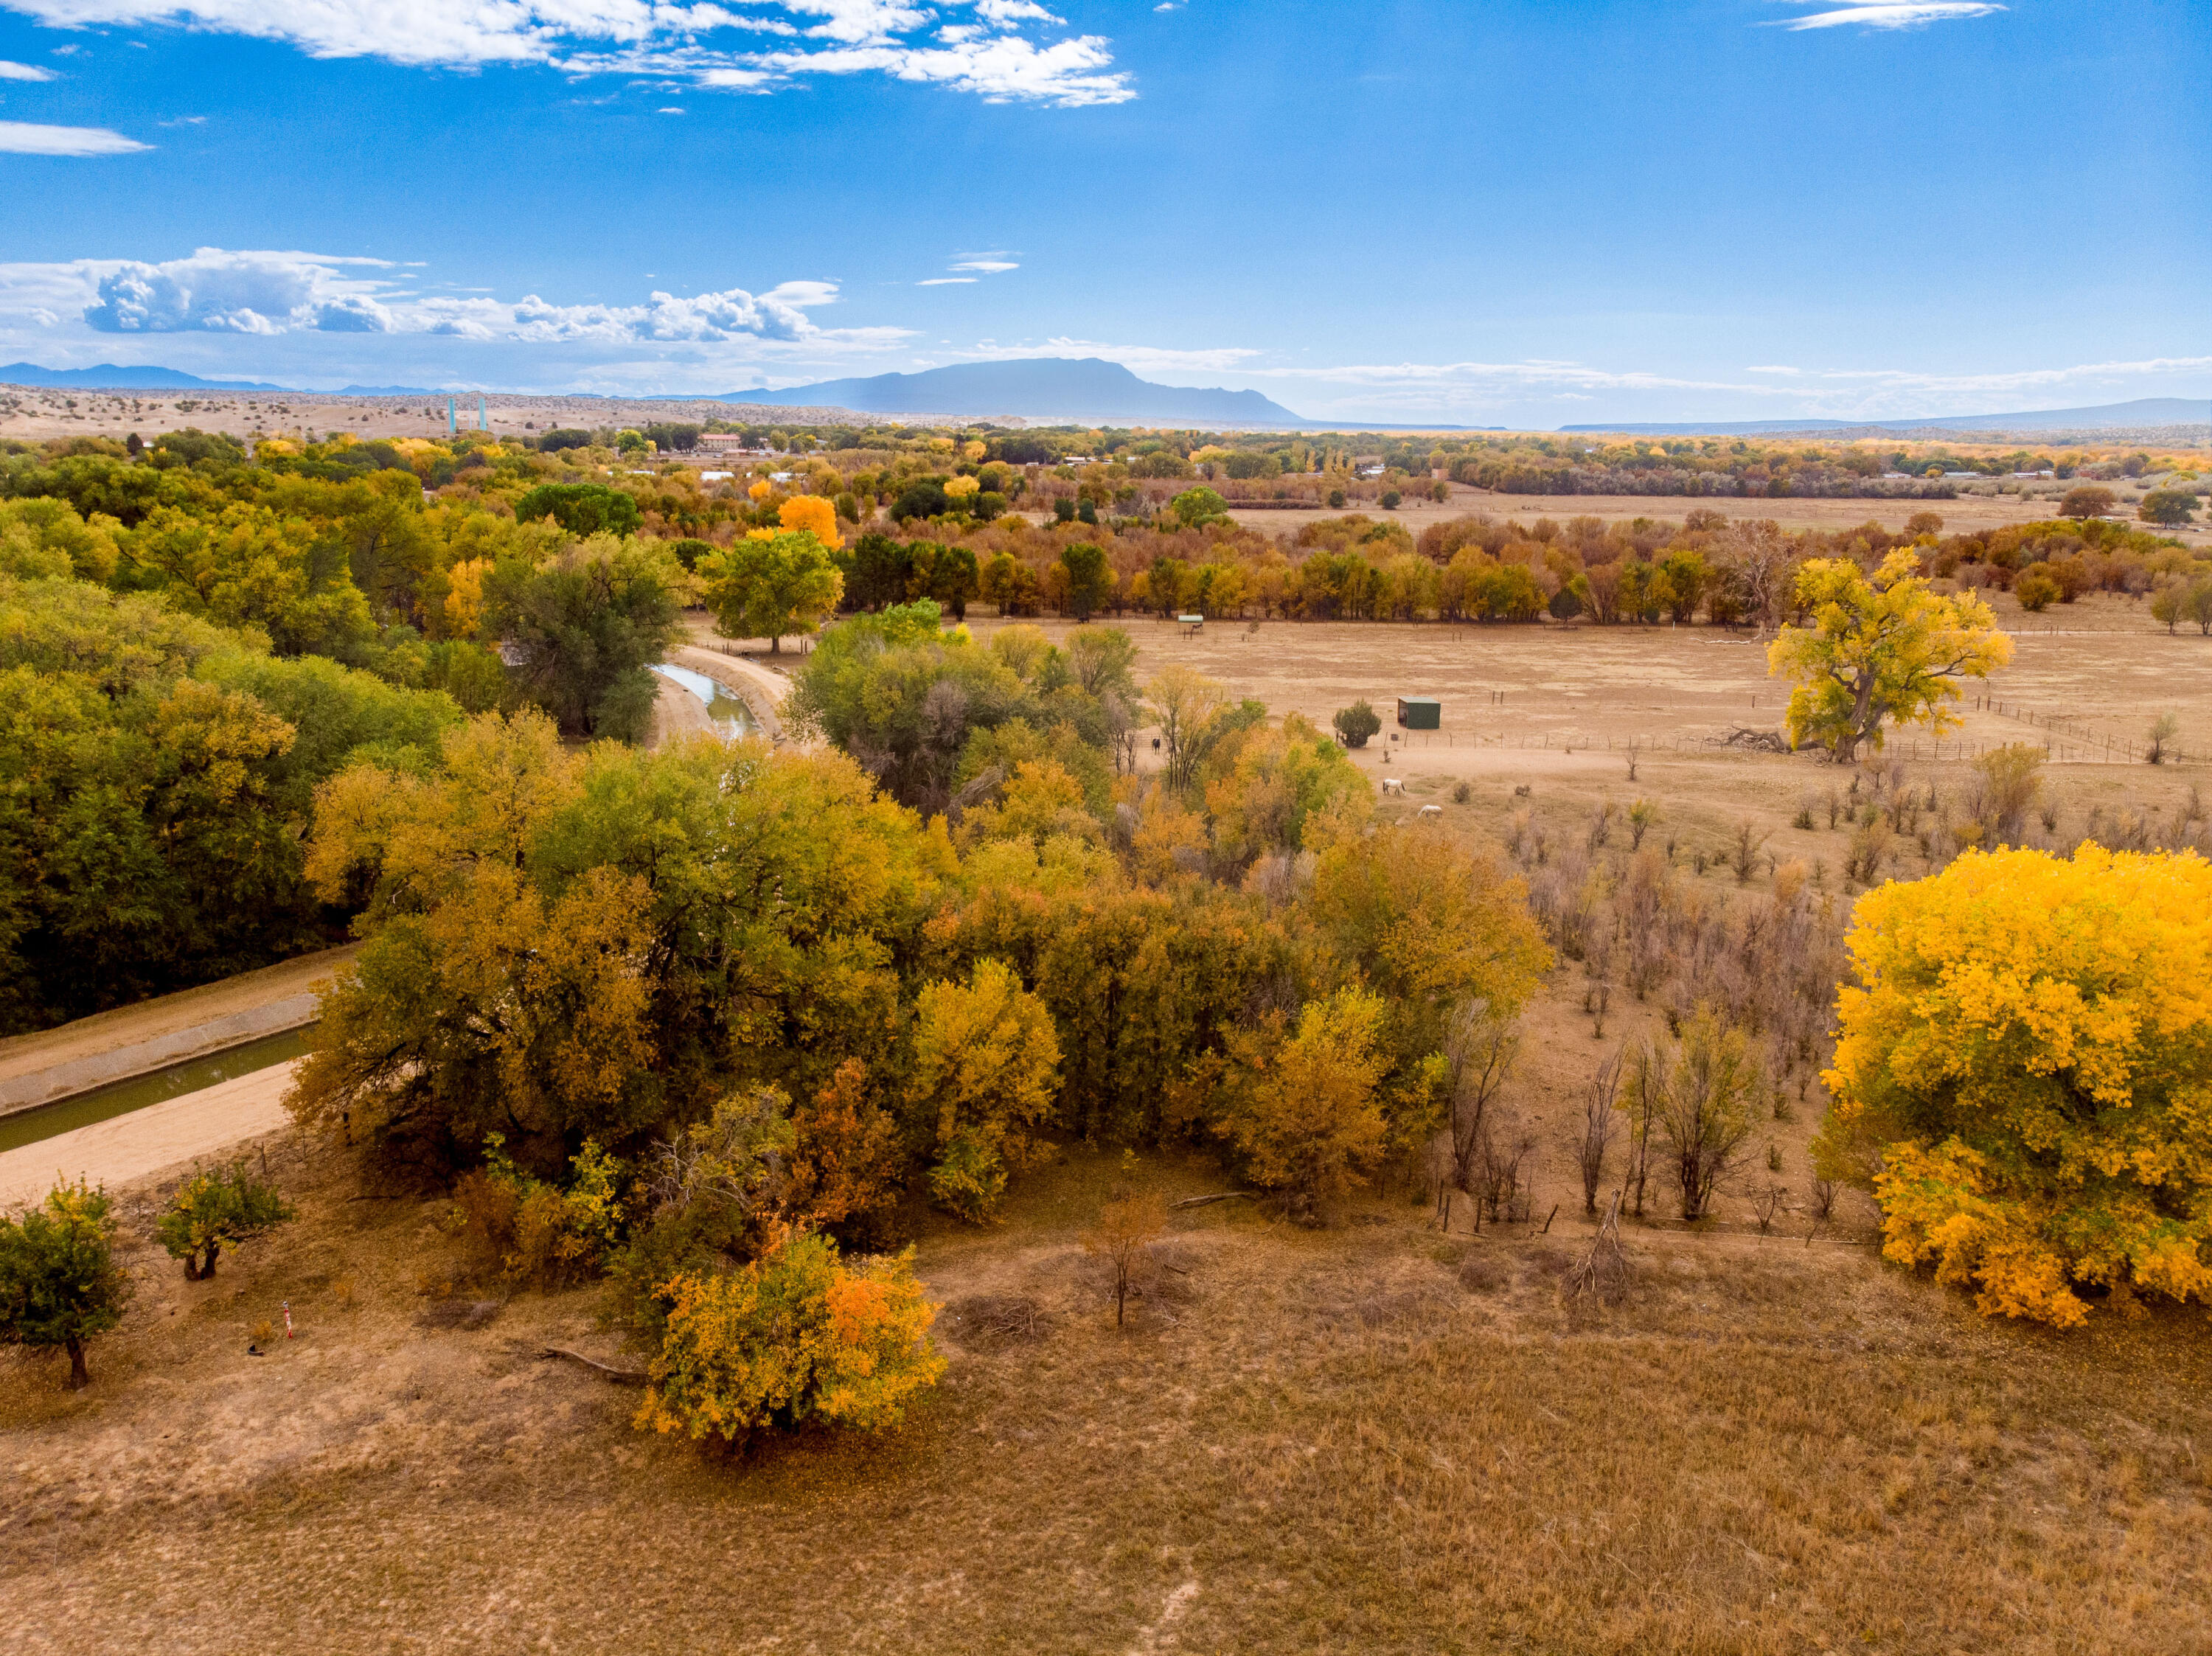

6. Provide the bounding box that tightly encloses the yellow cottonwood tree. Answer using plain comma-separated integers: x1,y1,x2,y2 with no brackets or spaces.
1216,986,1391,1221
1767,551,2011,762
905,958,1062,1220
1818,845,2212,1326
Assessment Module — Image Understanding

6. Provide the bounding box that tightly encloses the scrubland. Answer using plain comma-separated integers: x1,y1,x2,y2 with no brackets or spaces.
8,1124,2212,1655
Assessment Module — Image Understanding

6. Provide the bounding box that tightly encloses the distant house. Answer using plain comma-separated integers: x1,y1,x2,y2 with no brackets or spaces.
1397,696,1440,730
698,434,750,453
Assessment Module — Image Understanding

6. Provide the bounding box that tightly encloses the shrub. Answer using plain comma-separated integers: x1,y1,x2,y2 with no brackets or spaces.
2014,568,2060,612
1819,846,2212,1326
1332,700,1382,748
155,1161,293,1279
451,1135,624,1287
635,1233,944,1453
0,1178,130,1388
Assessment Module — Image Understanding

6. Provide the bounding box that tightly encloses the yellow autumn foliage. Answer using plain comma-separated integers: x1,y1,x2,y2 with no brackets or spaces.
777,493,842,549
1820,845,2212,1326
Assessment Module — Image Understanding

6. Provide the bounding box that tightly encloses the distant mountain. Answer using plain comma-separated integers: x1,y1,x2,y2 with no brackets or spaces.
1561,397,2211,437
681,358,1311,428
0,361,288,392
335,384,440,397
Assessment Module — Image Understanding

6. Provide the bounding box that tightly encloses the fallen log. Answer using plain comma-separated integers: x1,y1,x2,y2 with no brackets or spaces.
541,1346,650,1386
1170,1191,1255,1209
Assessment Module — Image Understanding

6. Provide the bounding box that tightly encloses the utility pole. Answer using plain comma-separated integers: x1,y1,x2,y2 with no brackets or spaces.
447,396,456,435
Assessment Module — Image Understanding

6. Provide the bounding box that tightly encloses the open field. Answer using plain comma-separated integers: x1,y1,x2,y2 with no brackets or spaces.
8,1127,2212,1655
1217,481,2156,538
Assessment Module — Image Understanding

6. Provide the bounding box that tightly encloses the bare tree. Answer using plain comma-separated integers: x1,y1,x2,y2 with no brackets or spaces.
1714,518,1797,635
1749,1183,1787,1233
1619,1040,1658,1218
1576,1048,1623,1214
1439,1000,1518,1231
1082,1189,1166,1328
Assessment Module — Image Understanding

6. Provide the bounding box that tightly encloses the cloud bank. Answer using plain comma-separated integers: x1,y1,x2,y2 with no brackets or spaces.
2,0,1134,103
0,248,910,356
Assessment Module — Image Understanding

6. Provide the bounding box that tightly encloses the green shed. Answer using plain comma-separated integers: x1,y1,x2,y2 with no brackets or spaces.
1397,696,1440,730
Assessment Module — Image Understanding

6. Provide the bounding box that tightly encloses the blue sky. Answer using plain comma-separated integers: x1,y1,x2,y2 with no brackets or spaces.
0,0,2205,425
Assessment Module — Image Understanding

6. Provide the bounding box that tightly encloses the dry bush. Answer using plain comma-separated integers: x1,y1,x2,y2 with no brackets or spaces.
942,1294,1048,1351
1456,1251,1509,1293
413,1298,501,1330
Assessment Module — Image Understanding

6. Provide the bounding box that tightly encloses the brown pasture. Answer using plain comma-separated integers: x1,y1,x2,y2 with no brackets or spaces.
7,1126,2212,1655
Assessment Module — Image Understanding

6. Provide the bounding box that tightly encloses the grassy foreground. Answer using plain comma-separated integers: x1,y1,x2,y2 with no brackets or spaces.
5,1130,2211,1655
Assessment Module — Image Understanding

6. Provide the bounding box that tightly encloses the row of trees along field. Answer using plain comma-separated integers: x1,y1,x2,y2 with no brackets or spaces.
645,418,2199,498
824,507,2198,627
1,420,2201,1035
14,537,2212,1442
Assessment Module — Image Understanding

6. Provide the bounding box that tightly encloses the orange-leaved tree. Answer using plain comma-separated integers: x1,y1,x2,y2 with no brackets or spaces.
1818,845,2212,1326
636,1231,942,1452
778,493,843,550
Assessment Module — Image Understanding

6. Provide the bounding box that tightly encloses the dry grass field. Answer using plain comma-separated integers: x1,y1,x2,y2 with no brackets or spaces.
11,600,2212,1653
7,1128,2212,1655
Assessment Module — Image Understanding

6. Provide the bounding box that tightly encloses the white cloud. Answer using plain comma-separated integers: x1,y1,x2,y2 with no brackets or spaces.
4,0,1135,103
0,58,57,78
0,119,149,153
956,337,1265,375
951,257,1018,273
1776,3,2005,30
0,247,917,353
1233,352,2212,422
917,276,977,285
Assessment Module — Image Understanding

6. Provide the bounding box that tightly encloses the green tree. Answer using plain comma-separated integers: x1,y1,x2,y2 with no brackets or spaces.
1332,699,1382,748
1169,487,1231,529
1059,540,1113,621
2014,568,2059,612
1767,551,2013,762
698,530,845,654
513,482,644,537
1646,1009,1761,1220
2058,484,2115,520
483,537,681,740
0,1178,131,1388
2139,490,2198,526
155,1161,294,1279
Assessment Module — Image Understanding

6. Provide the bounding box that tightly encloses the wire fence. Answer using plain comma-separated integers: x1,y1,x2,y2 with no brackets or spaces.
1383,726,2195,767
